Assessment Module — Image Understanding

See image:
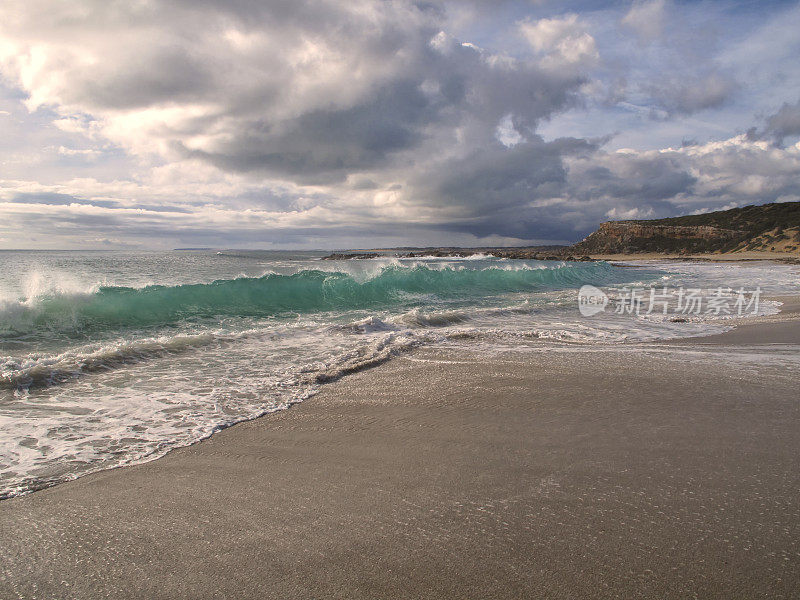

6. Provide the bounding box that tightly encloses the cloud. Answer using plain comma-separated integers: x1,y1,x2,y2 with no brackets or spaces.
622,0,667,43
0,0,798,249
2,131,800,248
764,98,800,144
606,206,655,220
0,0,586,185
647,72,737,116
563,135,800,228
518,14,598,69
615,0,742,119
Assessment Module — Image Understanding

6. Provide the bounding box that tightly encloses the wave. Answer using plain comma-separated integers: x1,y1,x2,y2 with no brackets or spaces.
308,330,424,383
0,332,219,391
0,262,622,337
0,302,537,392
394,252,497,261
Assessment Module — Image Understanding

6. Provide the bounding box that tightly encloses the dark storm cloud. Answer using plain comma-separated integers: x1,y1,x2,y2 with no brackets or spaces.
180,79,443,183
570,153,696,202
409,137,595,213
170,24,586,181
402,135,702,240
764,98,800,144
0,0,587,184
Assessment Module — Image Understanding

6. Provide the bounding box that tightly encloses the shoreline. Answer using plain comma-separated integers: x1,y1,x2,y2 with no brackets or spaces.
2,296,799,598
324,249,800,264
593,251,800,263
2,260,794,504
663,294,800,344
2,293,796,502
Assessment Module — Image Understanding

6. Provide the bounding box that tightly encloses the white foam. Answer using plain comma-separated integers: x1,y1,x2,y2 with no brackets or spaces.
2,256,797,499
617,260,800,296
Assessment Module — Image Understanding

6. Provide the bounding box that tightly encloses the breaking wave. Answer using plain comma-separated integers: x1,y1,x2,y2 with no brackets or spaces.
0,262,622,337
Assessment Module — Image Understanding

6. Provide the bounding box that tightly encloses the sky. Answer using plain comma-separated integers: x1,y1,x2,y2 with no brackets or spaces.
1,0,799,250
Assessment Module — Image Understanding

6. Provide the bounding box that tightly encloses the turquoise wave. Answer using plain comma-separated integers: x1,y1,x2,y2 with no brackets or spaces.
0,262,626,336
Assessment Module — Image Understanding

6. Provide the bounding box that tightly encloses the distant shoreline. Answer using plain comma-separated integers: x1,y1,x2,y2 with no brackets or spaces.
321,248,800,264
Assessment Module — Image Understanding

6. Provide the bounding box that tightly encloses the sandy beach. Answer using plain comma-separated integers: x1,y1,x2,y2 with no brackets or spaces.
0,296,798,599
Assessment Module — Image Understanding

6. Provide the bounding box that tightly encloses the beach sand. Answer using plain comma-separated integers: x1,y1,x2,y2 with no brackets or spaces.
1,308,799,598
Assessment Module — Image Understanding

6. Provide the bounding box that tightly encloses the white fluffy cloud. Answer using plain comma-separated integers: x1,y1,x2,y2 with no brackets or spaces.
519,14,598,69
622,0,667,42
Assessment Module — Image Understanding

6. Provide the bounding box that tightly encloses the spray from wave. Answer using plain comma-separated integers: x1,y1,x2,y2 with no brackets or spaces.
0,262,623,337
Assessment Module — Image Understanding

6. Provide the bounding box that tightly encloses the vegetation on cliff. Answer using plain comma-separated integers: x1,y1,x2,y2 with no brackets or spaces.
572,202,800,254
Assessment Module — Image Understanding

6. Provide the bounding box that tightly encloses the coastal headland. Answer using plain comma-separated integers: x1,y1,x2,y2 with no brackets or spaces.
322,201,800,263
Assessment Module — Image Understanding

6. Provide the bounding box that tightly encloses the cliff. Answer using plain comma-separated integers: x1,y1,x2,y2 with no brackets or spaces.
571,201,800,255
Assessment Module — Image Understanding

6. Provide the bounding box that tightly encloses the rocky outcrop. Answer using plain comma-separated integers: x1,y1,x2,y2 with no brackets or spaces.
321,249,594,261
572,221,743,254
398,249,590,260
321,252,380,260
572,201,800,255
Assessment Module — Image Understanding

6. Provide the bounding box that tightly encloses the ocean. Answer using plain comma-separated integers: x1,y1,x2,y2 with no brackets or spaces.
1,250,798,498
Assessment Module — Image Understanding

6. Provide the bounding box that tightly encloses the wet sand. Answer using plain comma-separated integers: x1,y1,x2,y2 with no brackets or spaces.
1,314,799,598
